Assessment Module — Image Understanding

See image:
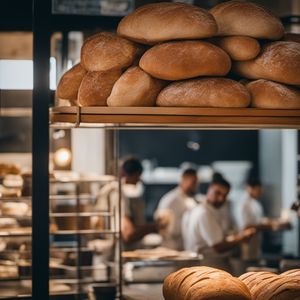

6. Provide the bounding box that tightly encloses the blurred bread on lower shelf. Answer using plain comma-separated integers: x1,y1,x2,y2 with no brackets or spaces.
107,67,165,107
157,78,251,108
78,70,122,106
246,80,300,109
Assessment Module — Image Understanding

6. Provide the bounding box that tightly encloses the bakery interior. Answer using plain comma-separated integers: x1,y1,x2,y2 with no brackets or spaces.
1,0,300,299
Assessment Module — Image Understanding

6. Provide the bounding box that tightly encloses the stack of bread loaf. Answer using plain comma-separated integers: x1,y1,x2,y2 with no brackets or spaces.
163,266,252,300
163,267,300,300
240,269,300,299
57,1,300,109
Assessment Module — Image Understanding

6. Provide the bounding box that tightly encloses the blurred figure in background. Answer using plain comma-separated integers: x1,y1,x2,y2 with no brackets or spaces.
155,168,198,250
182,175,256,272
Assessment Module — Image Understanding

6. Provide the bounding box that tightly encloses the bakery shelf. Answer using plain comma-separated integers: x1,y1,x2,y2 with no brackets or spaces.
50,229,118,235
50,212,113,217
50,106,300,129
0,228,32,237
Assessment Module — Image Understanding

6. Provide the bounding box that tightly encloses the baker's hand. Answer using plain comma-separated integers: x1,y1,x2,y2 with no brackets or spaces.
241,227,257,241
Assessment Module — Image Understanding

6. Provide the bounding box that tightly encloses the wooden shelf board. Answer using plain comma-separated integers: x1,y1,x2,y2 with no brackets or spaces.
50,106,300,129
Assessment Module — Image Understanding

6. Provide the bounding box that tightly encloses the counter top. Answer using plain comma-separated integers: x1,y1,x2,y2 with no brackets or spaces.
123,284,164,300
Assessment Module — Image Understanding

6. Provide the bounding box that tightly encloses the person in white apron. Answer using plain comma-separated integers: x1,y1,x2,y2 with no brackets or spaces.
155,168,198,250
182,176,256,273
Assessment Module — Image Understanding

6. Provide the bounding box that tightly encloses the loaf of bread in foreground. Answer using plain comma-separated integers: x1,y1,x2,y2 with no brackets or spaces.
78,70,121,106
157,78,251,108
240,271,300,300
246,80,300,109
81,32,139,72
212,36,261,61
56,63,87,105
234,41,300,85
140,41,231,81
210,1,284,40
163,266,252,300
107,67,165,107
117,2,217,45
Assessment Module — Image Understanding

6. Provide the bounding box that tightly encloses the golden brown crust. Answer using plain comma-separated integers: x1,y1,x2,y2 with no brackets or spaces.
80,32,139,72
107,67,165,107
56,63,87,105
139,41,231,81
117,2,217,45
233,41,300,85
157,78,251,108
246,79,300,109
210,0,284,40
213,36,261,61
78,70,121,106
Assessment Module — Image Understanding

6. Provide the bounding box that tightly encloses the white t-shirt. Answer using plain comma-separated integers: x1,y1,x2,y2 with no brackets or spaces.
182,199,233,257
155,187,196,250
237,192,264,230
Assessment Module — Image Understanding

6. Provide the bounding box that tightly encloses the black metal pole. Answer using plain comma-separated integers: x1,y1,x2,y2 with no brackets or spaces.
32,0,51,299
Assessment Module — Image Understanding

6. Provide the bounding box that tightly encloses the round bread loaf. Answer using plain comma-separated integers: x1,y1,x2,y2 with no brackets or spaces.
283,33,300,44
78,70,121,106
210,1,284,40
139,41,231,81
157,78,251,108
81,32,139,72
233,41,300,85
117,2,217,45
107,67,165,107
246,80,300,109
163,266,251,300
281,269,300,278
56,63,87,105
213,36,261,61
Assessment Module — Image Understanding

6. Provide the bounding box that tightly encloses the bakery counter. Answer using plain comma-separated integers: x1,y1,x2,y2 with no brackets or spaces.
123,284,164,300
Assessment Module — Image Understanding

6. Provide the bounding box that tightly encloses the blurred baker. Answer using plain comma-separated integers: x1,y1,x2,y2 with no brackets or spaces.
155,168,199,250
182,176,256,272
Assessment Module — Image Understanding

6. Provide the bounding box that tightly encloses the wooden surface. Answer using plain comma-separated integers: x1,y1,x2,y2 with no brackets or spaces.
50,106,300,129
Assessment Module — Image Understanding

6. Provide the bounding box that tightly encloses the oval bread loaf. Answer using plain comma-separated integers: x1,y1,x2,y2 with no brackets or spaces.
140,41,231,81
163,266,252,300
107,67,165,107
157,78,251,108
210,1,284,40
234,41,300,85
213,36,261,61
56,63,87,105
78,70,121,106
246,80,300,109
117,2,217,45
81,32,139,72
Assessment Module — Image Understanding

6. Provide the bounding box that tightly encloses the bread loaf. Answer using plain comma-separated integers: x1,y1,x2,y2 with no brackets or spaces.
213,36,261,61
246,80,300,109
117,2,217,45
140,41,231,81
81,32,139,72
210,1,284,40
56,64,87,105
234,41,300,85
163,266,252,300
157,78,251,108
78,70,121,106
107,67,165,107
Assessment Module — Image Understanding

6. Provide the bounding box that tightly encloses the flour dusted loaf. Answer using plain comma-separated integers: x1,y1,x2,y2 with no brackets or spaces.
213,36,261,61
78,70,121,106
234,41,300,85
240,271,300,300
210,1,284,40
117,2,217,45
56,63,87,105
157,78,251,108
81,32,139,72
107,67,165,107
163,266,252,300
140,41,231,81
246,80,300,109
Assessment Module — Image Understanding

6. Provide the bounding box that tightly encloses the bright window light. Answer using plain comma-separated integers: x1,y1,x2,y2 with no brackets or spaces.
0,58,57,90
